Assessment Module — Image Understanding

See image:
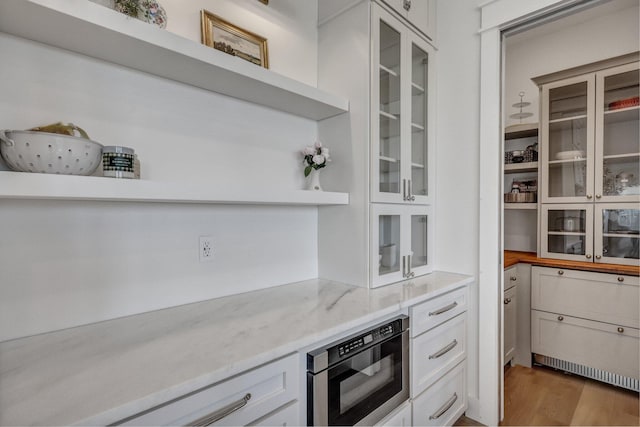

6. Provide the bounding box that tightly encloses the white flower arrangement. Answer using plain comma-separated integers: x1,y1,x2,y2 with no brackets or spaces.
302,141,331,177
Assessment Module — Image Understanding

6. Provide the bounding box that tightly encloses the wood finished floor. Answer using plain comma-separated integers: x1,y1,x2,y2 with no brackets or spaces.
454,364,639,426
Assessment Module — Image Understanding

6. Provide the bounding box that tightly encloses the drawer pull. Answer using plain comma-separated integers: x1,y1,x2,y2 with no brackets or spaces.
618,277,625,283
558,270,564,275
429,392,458,420
558,316,564,321
510,276,517,281
429,301,458,317
188,393,251,426
618,327,624,333
429,339,458,360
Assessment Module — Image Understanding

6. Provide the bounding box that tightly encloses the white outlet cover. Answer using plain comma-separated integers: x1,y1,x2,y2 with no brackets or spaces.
199,236,214,262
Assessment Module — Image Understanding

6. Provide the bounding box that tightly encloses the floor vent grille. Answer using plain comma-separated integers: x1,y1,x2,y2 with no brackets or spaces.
534,354,639,392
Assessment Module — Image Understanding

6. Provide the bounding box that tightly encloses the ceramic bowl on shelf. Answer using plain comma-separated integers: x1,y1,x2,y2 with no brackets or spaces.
0,130,103,175
555,150,585,160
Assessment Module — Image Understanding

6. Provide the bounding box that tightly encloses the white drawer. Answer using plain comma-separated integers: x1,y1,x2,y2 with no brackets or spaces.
532,310,640,380
532,267,640,328
411,313,466,397
504,266,517,291
119,353,299,426
410,287,467,337
411,362,466,427
251,400,299,426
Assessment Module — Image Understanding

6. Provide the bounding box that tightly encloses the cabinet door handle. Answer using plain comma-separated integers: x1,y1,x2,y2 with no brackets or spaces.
618,327,624,333
585,254,592,259
402,255,407,278
595,255,602,260
558,315,564,321
618,276,625,283
429,340,458,360
188,393,251,426
429,301,458,316
402,179,407,201
407,254,415,278
587,194,593,199
429,393,458,420
596,194,602,199
409,180,415,201
510,276,517,281
504,298,511,304
403,0,411,11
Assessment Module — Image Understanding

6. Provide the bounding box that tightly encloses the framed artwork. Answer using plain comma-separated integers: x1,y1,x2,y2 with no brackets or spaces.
201,10,269,68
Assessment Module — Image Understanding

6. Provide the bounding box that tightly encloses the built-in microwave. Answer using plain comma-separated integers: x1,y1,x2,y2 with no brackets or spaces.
306,315,409,426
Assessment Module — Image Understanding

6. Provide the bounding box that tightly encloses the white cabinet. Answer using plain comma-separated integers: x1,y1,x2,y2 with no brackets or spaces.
379,0,436,42
118,354,299,426
317,0,436,287
371,204,433,287
372,4,435,205
411,362,466,427
409,286,468,426
531,266,640,388
538,60,639,204
540,203,639,265
503,285,516,365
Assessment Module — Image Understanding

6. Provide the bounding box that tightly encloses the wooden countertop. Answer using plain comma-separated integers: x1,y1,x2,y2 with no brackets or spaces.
504,250,640,276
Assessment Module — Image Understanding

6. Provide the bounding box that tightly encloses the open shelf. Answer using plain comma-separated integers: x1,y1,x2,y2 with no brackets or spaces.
379,64,399,78
504,162,538,173
411,82,425,95
505,123,538,140
0,172,350,206
0,0,349,121
504,203,537,210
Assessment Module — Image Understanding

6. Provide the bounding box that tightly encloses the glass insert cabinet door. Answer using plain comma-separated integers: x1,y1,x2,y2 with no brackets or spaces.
371,5,434,205
595,62,640,203
541,75,595,203
595,204,640,266
540,204,594,262
371,205,432,287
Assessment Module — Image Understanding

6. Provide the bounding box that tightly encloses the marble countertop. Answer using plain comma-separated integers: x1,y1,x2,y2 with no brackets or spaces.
0,271,473,426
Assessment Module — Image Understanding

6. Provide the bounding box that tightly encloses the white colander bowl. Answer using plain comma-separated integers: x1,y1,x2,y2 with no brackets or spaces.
0,130,103,175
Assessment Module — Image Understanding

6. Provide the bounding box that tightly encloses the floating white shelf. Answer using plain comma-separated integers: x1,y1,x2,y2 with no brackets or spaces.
0,172,350,206
0,0,349,121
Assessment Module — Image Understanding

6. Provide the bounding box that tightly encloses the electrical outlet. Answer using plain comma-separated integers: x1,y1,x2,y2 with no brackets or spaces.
199,236,213,262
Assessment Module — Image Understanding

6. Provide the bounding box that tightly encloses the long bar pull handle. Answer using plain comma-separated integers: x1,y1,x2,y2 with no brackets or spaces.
429,340,458,360
408,180,415,201
429,393,458,420
402,255,407,278
429,301,458,317
402,179,407,201
188,393,251,426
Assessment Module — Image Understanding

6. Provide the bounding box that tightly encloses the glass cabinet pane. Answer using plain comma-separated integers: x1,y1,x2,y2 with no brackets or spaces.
546,208,587,255
411,43,428,197
549,82,588,120
378,215,401,276
601,208,640,260
602,69,640,197
379,21,401,195
410,214,428,269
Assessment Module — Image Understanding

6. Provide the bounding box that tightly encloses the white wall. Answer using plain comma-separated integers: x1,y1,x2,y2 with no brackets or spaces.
504,0,640,128
0,0,321,341
434,0,482,406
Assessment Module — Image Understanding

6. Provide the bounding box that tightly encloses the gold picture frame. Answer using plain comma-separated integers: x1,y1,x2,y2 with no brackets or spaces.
201,10,269,68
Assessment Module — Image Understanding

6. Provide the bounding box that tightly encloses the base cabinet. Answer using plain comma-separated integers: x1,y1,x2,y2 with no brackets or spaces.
503,285,517,365
375,400,412,427
411,362,466,427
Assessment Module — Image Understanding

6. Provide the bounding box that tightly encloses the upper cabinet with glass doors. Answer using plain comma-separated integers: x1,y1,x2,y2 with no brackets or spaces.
539,60,639,203
372,5,435,205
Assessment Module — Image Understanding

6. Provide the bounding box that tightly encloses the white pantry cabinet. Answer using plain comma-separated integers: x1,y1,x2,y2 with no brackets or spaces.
503,285,516,365
531,267,640,390
117,354,299,426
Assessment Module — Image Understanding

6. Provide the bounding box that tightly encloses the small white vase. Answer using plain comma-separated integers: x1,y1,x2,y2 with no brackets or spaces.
307,169,323,191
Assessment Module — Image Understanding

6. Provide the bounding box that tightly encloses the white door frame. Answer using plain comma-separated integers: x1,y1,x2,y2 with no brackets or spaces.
475,0,586,425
